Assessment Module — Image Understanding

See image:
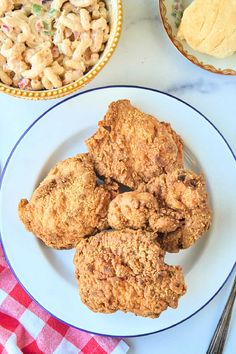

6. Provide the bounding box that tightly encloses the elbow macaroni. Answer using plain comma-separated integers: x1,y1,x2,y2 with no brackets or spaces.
0,0,109,90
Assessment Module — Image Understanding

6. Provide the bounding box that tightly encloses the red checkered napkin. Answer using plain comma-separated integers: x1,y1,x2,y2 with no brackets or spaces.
0,245,129,354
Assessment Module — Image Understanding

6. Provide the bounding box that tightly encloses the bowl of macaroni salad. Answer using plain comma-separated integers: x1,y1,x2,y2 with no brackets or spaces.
0,0,122,99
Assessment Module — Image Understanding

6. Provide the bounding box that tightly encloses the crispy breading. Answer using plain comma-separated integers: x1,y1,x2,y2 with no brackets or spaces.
138,169,212,252
74,229,186,318
108,191,183,233
18,153,118,249
86,100,183,189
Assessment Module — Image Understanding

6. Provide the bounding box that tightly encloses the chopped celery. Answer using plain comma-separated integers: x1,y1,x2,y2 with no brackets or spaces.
43,21,50,30
48,8,58,17
43,30,55,36
32,4,42,15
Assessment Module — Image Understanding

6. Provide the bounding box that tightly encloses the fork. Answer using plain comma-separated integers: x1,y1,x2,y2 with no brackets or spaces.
206,274,236,354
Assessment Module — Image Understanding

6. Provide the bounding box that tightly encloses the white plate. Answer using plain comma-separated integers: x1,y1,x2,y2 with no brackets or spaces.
0,86,236,337
159,0,236,75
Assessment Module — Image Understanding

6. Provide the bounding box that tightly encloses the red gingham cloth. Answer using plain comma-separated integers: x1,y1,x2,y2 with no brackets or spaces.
0,245,129,354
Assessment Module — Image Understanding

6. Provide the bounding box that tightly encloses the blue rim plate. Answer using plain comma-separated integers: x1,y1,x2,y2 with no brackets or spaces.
1,85,236,337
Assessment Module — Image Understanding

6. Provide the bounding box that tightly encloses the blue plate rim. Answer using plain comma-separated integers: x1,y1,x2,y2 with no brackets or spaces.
0,84,236,338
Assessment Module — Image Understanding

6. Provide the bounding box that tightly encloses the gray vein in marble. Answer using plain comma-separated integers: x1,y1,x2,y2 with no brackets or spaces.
167,79,219,94
124,15,160,31
166,76,236,95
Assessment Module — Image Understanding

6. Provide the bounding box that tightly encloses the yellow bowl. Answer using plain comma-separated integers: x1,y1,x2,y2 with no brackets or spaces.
0,0,123,100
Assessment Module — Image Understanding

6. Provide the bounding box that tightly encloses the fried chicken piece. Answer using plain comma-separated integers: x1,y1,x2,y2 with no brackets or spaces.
108,191,183,233
157,207,211,253
18,153,118,249
86,100,183,189
74,229,186,318
139,169,212,252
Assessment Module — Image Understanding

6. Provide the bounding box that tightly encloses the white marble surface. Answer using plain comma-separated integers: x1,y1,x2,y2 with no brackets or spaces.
0,1,236,353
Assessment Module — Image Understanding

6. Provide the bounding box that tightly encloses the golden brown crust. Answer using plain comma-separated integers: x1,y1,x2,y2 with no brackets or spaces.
18,153,118,249
157,207,211,252
74,229,186,318
138,169,212,252
86,100,183,189
108,191,182,233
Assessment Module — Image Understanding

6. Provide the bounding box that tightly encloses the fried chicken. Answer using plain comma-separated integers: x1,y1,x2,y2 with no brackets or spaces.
74,229,186,318
108,191,182,233
18,153,118,249
86,99,183,189
139,169,212,252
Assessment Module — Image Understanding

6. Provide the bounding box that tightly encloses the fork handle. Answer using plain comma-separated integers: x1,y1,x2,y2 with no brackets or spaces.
206,275,236,354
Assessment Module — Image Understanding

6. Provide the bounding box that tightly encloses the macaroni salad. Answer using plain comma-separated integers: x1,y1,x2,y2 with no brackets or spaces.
0,0,109,90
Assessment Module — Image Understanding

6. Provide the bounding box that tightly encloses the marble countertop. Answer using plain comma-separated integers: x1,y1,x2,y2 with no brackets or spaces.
0,1,235,353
